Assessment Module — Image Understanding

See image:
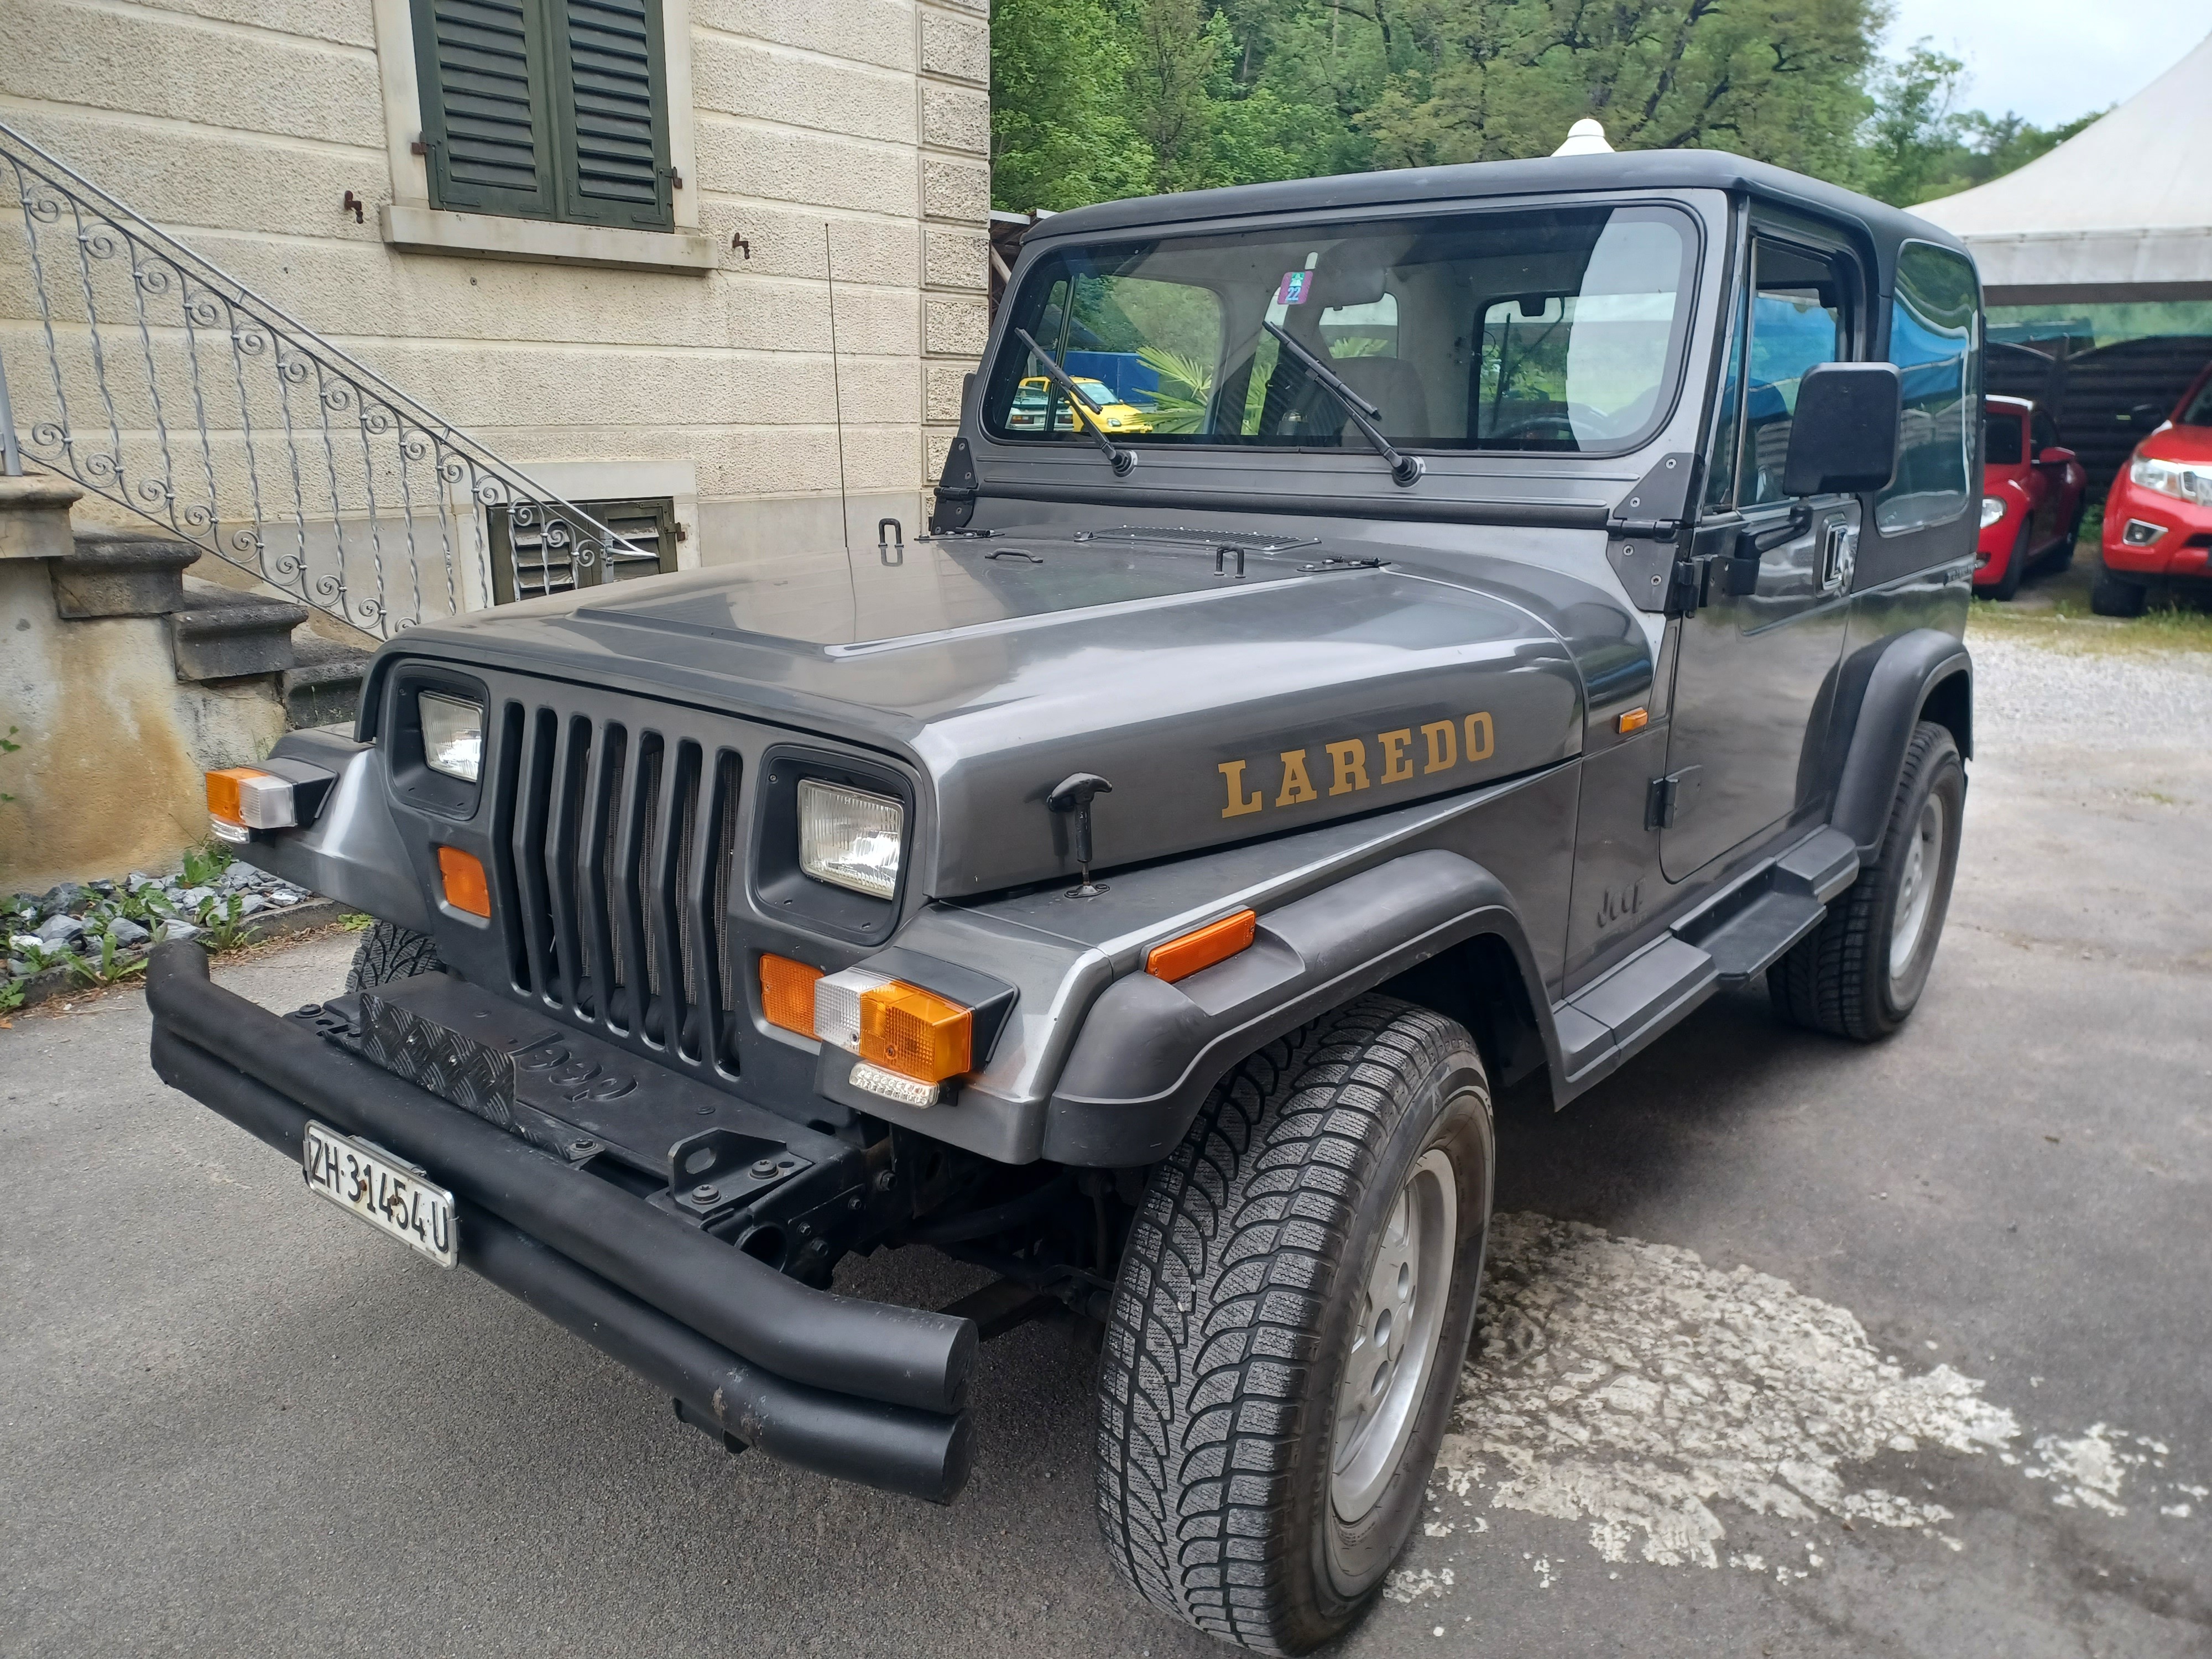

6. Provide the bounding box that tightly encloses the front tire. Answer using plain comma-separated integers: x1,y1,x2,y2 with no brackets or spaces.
1771,721,1963,1041
1988,520,2028,600
1094,997,1494,1655
2091,568,2148,617
345,920,444,992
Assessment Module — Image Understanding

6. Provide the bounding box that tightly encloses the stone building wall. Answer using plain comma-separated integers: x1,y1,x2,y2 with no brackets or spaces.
0,0,990,573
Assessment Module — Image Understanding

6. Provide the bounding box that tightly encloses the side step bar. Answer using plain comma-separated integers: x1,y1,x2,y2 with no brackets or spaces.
1554,828,1860,1094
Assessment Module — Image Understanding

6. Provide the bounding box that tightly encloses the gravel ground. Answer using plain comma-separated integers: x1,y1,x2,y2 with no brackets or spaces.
1965,629,2212,745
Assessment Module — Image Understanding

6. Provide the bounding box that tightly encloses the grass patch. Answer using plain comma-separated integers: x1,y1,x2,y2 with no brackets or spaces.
1969,536,2212,658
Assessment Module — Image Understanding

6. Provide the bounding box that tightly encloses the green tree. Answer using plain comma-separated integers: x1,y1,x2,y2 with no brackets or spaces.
990,2,2109,215
990,0,1155,212
1353,0,1878,180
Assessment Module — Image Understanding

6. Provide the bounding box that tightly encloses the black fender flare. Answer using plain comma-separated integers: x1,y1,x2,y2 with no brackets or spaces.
1040,848,1556,1166
1827,627,1971,857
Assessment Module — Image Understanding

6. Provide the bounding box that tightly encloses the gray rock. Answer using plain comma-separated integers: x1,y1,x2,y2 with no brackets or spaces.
126,872,159,891
87,879,117,898
35,914,85,946
270,890,302,905
159,920,202,943
107,916,151,947
6,958,29,980
40,882,86,915
219,865,259,891
177,887,216,910
237,894,267,917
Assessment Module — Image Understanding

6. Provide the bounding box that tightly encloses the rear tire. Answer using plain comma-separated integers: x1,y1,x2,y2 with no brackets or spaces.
2090,569,2148,617
1771,721,1963,1042
345,921,444,992
1094,996,1493,1655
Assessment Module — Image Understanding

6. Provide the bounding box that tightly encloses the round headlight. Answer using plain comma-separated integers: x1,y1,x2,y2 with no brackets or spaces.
1979,495,2007,530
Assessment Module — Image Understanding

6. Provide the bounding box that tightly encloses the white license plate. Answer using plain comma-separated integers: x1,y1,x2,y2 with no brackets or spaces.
302,1121,457,1267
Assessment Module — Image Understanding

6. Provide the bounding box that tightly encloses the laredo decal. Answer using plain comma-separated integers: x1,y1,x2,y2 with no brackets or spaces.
1220,713,1495,819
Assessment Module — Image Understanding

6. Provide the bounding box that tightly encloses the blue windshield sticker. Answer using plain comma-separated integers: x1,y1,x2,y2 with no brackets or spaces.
1276,270,1314,306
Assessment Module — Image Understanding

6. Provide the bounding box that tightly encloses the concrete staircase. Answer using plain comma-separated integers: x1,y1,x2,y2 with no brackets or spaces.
51,529,373,729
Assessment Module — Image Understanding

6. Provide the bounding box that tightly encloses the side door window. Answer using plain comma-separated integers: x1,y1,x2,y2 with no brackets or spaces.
1739,241,1851,507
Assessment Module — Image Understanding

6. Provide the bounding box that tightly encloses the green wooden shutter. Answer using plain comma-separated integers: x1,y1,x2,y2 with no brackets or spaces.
411,0,557,218
551,0,674,230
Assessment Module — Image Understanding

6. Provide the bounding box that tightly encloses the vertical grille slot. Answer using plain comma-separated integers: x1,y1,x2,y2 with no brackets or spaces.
583,722,628,1029
512,707,561,1004
487,698,738,1074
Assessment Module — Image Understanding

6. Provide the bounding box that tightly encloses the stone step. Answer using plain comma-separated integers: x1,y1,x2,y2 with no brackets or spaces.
50,528,201,618
169,583,312,681
281,633,373,729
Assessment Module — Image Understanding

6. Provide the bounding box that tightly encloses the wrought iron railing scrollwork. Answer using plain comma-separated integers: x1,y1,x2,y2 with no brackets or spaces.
0,121,641,639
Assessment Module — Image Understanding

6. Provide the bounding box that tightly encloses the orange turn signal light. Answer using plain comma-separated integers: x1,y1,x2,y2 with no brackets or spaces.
1616,707,1650,734
759,953,823,1036
858,981,972,1084
205,767,264,826
1146,909,1257,983
437,845,491,917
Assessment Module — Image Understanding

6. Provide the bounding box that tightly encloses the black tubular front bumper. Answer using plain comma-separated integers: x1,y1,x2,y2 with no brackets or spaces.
145,944,976,1503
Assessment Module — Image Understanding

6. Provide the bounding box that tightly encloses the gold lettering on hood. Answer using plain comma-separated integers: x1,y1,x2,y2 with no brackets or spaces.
1225,713,1495,821
1218,760,1264,818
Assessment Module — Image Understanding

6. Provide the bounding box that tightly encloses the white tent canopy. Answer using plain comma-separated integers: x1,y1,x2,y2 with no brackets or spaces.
1915,33,2212,304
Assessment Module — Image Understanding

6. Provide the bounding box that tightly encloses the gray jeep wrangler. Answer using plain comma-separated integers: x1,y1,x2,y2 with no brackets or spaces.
150,149,1979,1653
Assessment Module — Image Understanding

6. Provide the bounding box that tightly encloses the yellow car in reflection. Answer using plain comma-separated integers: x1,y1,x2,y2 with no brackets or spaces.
1007,375,1155,435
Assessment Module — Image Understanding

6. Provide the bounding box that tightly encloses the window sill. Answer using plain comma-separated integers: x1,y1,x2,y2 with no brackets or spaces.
380,204,718,275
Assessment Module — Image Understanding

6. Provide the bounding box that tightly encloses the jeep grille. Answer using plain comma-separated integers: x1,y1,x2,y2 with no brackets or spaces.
490,700,740,1073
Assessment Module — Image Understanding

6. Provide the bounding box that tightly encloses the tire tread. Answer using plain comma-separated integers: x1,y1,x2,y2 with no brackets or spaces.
1094,996,1483,1654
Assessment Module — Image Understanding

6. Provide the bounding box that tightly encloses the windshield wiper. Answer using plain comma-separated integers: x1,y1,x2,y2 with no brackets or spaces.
1011,328,1136,477
1261,320,1423,488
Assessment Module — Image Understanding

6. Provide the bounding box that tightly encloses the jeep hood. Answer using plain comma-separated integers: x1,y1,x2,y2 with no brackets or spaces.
385,529,1628,896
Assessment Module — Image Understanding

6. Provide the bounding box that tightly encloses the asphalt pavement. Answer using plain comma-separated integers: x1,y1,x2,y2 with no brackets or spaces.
4,628,2209,1659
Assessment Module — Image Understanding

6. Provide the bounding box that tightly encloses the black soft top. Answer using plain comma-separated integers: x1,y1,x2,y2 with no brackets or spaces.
1032,148,1970,299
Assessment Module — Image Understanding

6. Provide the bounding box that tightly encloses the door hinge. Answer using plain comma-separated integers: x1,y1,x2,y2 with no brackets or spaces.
1647,766,1701,830
1665,558,1708,618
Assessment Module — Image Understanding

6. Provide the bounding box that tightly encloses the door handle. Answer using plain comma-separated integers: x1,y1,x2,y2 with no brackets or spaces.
1820,523,1858,593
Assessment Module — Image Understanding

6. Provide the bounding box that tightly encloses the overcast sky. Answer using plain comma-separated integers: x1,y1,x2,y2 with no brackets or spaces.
1880,1,2212,127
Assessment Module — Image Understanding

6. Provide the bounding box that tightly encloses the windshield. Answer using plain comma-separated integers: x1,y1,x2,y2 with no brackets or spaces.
983,204,1698,455
2180,375,2212,427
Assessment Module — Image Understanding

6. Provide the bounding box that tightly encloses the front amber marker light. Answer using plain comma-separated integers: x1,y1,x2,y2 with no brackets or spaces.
437,846,492,917
1617,707,1650,734
858,982,972,1084
759,953,824,1036
1146,909,1258,983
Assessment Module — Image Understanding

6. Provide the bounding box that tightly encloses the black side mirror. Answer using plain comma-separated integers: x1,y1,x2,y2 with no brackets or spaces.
1782,362,1902,497
2130,401,2168,432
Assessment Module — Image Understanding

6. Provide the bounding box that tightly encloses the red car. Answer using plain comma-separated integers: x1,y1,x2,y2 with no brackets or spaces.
2095,360,2212,615
1976,395,2086,599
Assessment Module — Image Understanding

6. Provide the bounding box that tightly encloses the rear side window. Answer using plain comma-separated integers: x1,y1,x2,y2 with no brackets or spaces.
1877,243,1980,534
1983,412,2023,466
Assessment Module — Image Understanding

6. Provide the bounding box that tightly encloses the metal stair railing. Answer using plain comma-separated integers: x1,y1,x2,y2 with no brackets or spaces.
0,120,648,640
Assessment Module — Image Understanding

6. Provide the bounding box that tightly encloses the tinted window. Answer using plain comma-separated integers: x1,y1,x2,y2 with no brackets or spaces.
1984,411,2024,466
1877,242,1980,534
2030,409,2057,453
984,205,1698,454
